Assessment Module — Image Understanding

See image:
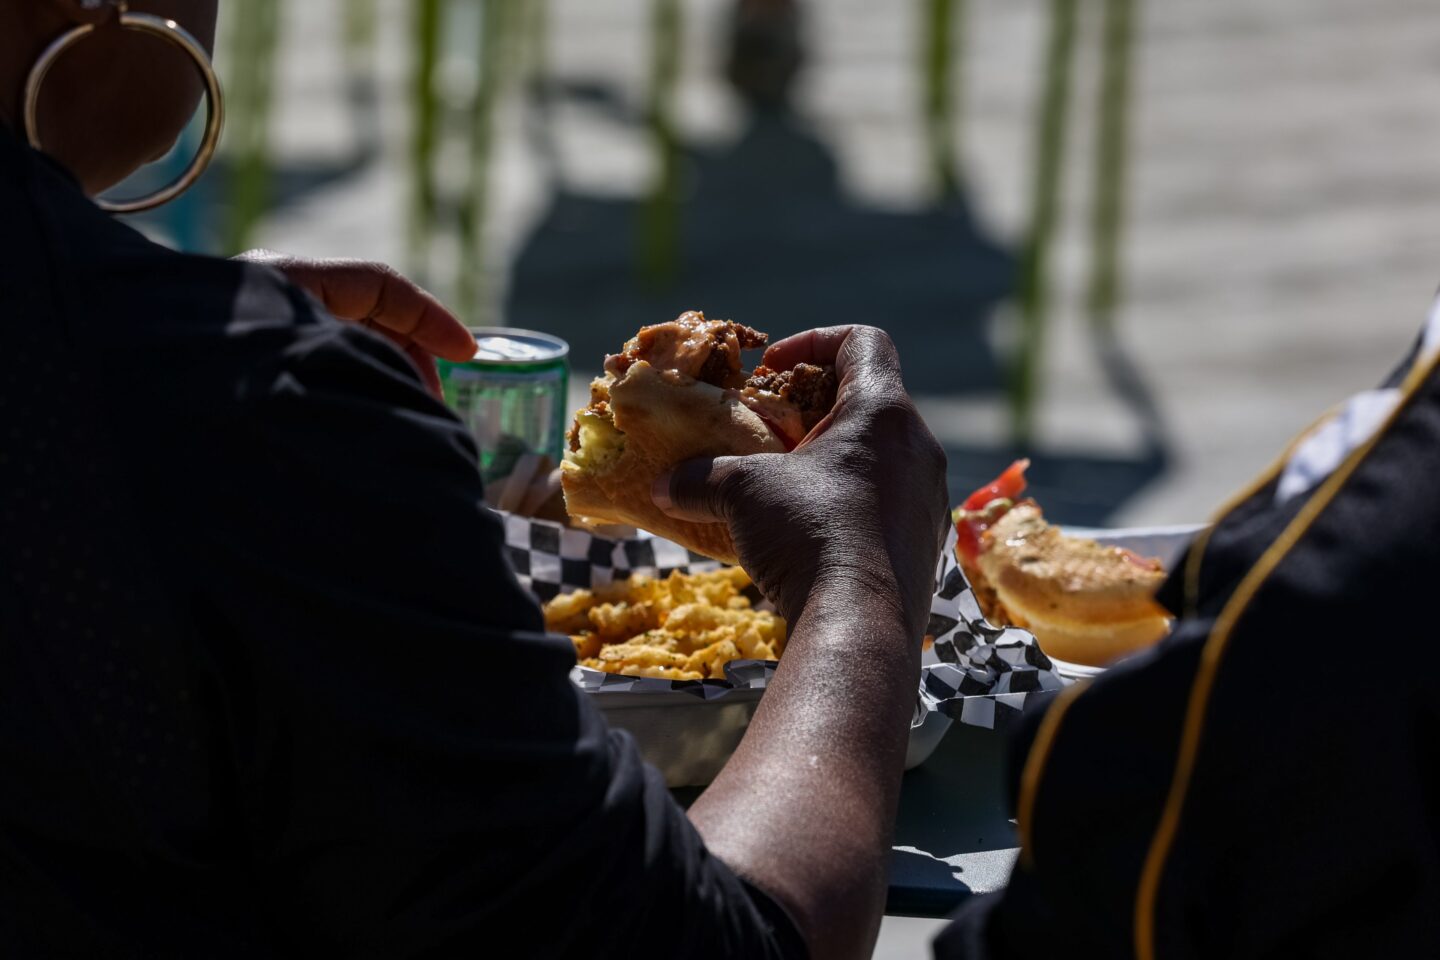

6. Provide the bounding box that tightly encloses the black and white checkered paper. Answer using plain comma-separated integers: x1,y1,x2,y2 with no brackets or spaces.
920,526,1066,729
501,512,722,604
501,511,1063,728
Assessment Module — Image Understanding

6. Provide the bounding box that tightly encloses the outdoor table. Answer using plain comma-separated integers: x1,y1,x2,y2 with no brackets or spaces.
671,718,1018,920
886,719,1016,917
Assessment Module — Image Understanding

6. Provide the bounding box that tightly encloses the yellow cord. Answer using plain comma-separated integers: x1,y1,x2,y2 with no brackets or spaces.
1015,678,1091,868
1133,354,1440,960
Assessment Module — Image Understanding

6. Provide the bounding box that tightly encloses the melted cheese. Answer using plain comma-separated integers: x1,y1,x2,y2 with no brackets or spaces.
637,325,715,379
566,411,626,471
605,316,729,382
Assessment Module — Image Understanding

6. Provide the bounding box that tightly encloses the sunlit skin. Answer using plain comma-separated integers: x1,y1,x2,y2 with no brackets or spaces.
0,0,475,389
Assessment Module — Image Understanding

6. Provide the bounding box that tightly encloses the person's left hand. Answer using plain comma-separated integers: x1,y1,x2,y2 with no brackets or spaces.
236,250,476,398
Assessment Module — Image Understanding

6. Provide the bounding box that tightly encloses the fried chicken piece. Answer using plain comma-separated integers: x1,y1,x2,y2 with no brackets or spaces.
743,363,839,435
603,311,768,388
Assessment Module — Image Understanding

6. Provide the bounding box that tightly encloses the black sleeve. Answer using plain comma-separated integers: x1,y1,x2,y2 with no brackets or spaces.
182,315,805,958
932,621,1207,960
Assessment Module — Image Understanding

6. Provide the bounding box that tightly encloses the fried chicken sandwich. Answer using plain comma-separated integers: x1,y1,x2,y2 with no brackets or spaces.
561,311,837,563
954,460,1172,667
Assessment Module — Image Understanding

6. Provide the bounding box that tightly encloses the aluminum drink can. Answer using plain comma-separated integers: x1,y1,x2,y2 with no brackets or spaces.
436,328,570,484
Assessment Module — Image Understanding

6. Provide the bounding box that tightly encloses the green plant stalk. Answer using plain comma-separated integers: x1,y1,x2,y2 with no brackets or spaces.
343,0,378,72
1086,0,1136,336
1010,0,1079,447
222,0,280,254
408,0,443,278
922,0,965,203
457,0,519,322
639,0,683,290
526,0,550,87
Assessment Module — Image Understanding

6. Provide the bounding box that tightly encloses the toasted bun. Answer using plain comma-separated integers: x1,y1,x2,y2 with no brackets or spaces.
975,503,1171,666
561,361,785,563
994,589,1171,667
1002,604,1169,664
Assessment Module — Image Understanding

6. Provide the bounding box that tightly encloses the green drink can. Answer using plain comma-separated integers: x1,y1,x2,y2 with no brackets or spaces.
436,328,570,485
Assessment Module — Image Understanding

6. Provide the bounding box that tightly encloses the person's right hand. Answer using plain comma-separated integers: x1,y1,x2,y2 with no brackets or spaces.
652,325,949,636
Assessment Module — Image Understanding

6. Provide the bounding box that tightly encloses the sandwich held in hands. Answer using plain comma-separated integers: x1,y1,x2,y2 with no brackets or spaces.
561,311,838,563
953,460,1171,666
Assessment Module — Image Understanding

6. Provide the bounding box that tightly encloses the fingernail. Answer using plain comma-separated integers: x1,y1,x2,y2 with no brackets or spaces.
651,471,674,512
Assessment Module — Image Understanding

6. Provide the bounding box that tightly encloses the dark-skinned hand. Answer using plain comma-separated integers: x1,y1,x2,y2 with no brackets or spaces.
656,326,949,959
653,324,949,638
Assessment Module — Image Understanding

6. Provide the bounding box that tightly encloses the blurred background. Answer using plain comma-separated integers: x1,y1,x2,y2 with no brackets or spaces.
122,0,1440,534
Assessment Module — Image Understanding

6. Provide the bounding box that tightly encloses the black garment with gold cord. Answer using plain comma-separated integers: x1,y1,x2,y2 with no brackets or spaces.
936,327,1440,958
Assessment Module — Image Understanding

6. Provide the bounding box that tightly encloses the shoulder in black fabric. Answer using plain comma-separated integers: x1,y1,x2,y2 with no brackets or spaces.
1155,360,1440,958
938,345,1440,959
1,127,272,954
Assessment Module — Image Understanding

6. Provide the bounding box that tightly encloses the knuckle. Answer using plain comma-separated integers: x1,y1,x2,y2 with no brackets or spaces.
848,326,901,365
923,434,948,475
715,455,790,518
850,368,908,405
836,326,873,364
863,394,919,430
855,324,896,348
715,457,759,500
710,465,742,507
702,458,749,517
353,259,397,281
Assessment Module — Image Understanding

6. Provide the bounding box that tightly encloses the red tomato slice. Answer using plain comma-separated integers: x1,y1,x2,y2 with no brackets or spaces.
955,523,985,565
953,459,1031,562
962,458,1030,511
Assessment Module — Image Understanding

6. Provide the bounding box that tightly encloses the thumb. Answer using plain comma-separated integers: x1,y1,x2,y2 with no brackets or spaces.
651,457,749,524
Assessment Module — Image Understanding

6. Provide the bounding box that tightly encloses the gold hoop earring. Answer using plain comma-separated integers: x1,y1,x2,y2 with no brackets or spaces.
22,2,225,215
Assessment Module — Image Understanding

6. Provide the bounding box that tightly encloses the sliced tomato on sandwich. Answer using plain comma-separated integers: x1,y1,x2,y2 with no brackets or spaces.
952,459,1030,562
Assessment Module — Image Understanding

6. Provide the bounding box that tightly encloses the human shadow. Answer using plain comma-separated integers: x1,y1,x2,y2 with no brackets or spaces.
507,1,1172,525
886,848,976,917
510,86,1169,522
506,0,1016,397
941,299,1174,525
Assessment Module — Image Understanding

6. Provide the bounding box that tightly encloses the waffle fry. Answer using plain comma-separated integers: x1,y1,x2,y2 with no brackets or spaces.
544,568,785,681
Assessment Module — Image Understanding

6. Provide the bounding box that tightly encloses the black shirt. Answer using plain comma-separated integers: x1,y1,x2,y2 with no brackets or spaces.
0,127,802,958
935,312,1440,955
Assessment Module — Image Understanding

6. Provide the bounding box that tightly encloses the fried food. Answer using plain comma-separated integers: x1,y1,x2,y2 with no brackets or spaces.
954,460,1171,667
560,311,839,564
544,567,786,681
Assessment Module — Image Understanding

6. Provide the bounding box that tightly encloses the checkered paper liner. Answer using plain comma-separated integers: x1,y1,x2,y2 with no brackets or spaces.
920,526,1067,728
500,511,1064,726
500,512,723,604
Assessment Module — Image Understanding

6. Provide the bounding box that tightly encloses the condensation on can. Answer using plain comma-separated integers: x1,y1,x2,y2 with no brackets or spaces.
437,328,570,483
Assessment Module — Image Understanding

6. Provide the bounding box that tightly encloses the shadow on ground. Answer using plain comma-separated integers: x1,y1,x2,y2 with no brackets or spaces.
944,443,1167,528
944,318,1173,525
507,89,1015,398
118,26,1169,525
508,81,1169,523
